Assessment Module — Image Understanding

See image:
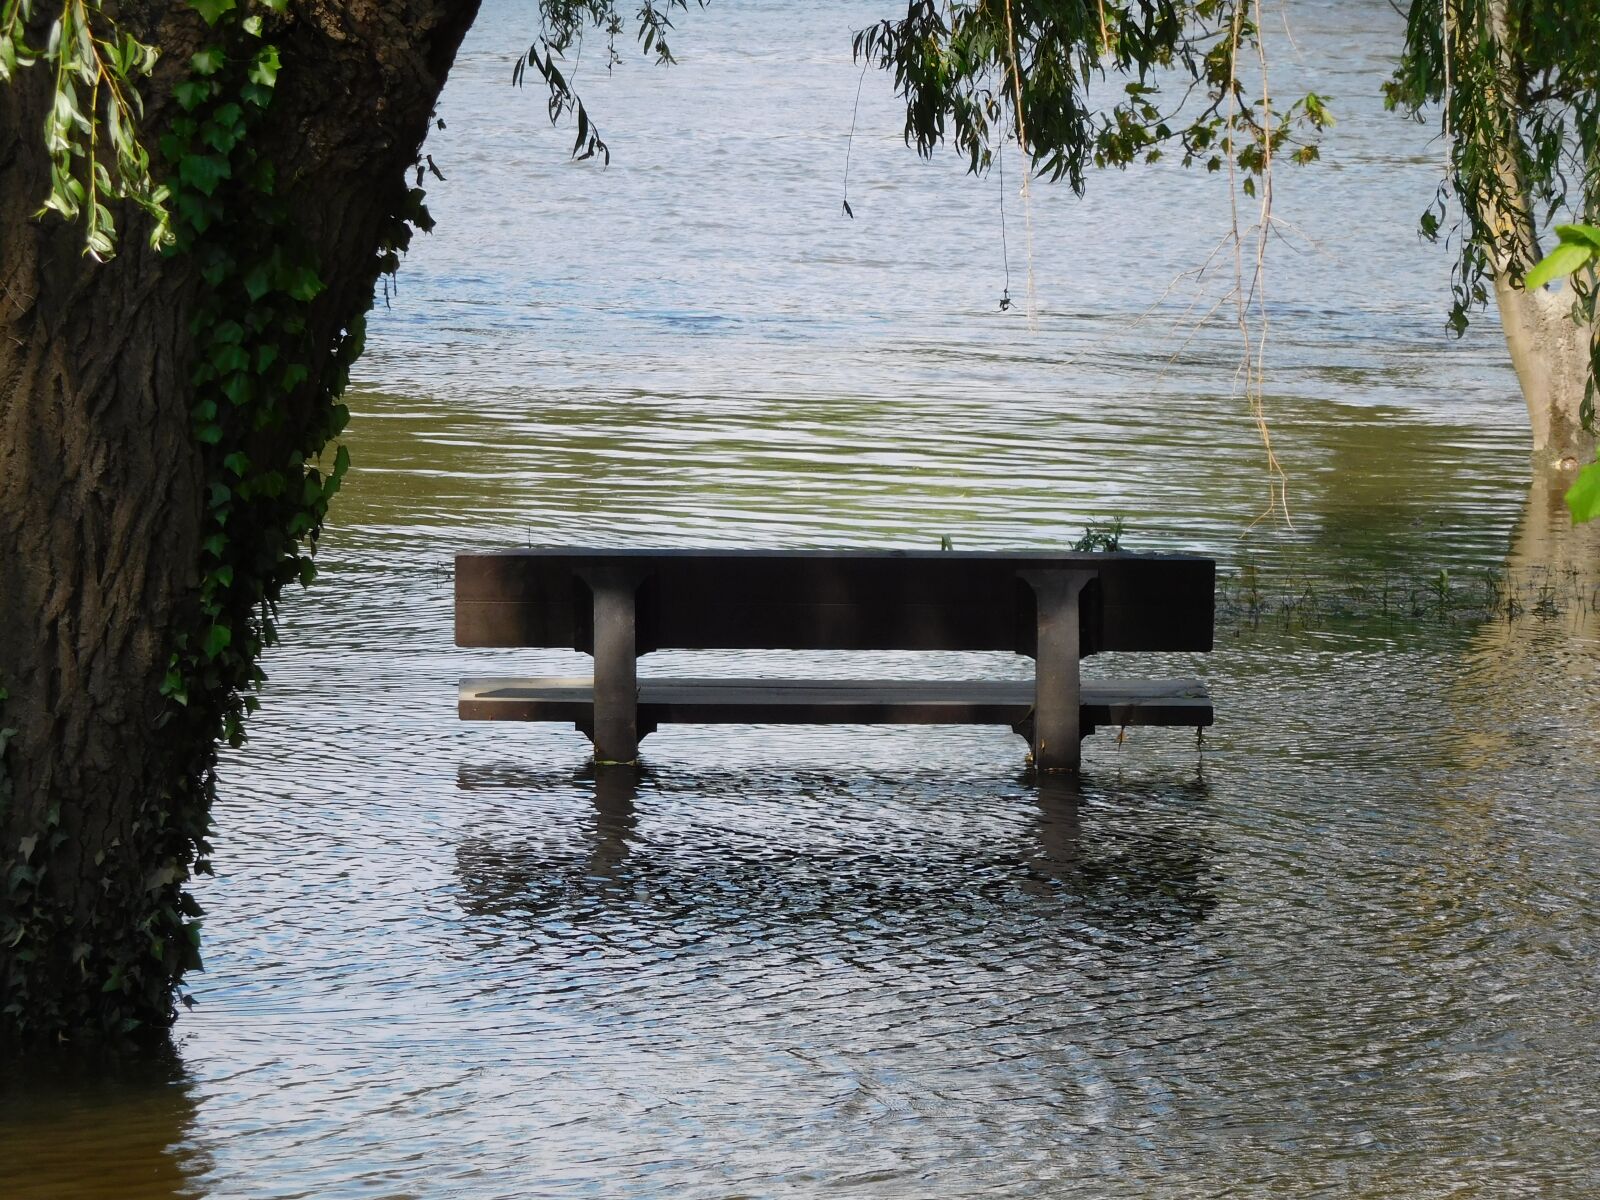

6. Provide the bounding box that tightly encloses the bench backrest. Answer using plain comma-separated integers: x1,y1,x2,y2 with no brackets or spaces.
456,549,1213,658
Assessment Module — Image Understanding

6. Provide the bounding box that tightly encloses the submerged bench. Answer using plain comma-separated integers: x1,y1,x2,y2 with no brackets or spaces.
456,548,1214,772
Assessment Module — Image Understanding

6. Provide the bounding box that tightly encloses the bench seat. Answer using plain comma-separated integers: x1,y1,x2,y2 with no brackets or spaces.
460,676,1213,731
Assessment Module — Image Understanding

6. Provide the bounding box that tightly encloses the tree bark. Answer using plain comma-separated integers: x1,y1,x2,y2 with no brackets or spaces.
1481,0,1598,471
1493,277,1597,470
1,0,481,1039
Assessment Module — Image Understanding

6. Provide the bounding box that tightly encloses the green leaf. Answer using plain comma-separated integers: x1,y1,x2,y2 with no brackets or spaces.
247,46,280,88
202,625,232,660
283,265,324,302
239,81,273,108
1565,458,1600,524
242,263,270,301
202,120,242,154
189,0,237,27
190,47,226,76
221,372,254,406
208,344,249,374
1555,223,1600,251
178,153,231,196
173,79,214,112
1524,241,1595,291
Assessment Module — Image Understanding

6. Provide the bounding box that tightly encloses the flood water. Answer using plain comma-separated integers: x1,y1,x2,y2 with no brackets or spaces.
5,0,1600,1196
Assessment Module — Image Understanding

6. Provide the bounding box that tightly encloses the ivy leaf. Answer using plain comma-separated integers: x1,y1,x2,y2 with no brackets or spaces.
248,46,280,88
1523,241,1594,291
173,78,216,113
189,0,237,27
202,625,232,660
1565,458,1600,524
284,265,324,302
208,344,250,374
178,154,232,197
190,47,226,76
221,372,254,406
242,263,270,301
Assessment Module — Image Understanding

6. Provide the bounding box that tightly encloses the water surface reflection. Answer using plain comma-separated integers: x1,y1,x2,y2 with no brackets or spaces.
0,1047,206,1200
454,765,1218,944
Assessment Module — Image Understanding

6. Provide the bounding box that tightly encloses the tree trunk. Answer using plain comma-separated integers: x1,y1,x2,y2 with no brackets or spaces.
1,0,481,1041
1493,277,1597,471
1481,0,1598,471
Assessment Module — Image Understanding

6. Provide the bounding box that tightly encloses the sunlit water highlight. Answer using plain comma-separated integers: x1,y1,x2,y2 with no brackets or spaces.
5,1,1600,1196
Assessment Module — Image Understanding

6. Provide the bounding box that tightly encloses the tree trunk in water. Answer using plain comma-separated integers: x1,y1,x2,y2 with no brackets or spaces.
1480,0,1597,472
1,0,481,1041
1493,277,1598,471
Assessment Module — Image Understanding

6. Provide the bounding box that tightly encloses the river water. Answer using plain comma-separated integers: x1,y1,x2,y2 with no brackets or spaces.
5,1,1600,1196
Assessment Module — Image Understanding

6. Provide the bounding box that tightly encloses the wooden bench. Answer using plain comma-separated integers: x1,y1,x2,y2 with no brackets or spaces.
455,548,1214,771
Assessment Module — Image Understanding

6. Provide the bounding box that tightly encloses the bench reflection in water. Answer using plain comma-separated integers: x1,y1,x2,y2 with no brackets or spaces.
451,765,1218,945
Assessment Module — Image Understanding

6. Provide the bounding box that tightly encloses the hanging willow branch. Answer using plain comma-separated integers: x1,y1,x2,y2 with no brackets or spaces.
1,0,173,256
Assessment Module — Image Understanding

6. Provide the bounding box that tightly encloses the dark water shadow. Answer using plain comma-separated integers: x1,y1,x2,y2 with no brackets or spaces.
0,1040,209,1200
451,763,1219,952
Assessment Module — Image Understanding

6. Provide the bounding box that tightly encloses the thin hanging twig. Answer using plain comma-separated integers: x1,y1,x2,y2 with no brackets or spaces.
1002,0,1040,327
1225,0,1291,529
998,124,1013,310
841,55,870,218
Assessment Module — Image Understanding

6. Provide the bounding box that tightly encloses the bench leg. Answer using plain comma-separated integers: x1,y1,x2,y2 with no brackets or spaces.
584,568,642,764
1021,569,1095,773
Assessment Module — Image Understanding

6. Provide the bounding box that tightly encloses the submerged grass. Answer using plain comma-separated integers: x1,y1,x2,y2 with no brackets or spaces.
1217,558,1600,632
